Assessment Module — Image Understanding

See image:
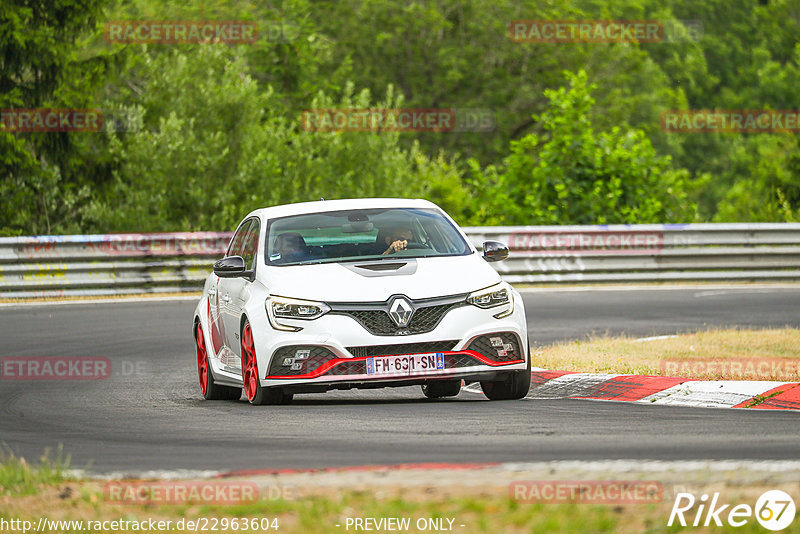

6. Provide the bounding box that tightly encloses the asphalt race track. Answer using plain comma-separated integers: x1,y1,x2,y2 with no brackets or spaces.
1,287,798,474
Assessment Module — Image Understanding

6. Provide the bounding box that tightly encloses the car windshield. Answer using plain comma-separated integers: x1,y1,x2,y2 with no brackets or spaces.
265,207,471,266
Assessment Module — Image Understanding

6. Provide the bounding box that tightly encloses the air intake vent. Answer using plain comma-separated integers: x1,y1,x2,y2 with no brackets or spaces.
354,262,407,271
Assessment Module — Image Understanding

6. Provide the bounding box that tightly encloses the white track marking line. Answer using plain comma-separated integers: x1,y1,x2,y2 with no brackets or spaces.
69,468,222,480
72,459,800,480
516,284,800,293
633,335,678,342
693,289,790,297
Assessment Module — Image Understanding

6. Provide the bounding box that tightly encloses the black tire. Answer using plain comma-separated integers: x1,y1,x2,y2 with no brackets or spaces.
249,385,293,406
196,324,242,401
421,380,462,399
210,379,243,401
480,344,532,400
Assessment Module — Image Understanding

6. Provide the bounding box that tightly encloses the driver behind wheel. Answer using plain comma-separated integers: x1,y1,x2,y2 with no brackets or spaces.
382,227,413,255
273,232,309,263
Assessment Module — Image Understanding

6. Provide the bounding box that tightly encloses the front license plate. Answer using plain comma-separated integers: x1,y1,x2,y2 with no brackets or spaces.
366,353,445,375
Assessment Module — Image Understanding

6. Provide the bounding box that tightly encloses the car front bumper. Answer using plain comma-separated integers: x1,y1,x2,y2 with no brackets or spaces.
255,292,529,390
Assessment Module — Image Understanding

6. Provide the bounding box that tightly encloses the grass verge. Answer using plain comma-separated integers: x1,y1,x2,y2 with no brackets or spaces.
1,450,797,532
533,328,800,381
0,446,70,496
0,470,791,533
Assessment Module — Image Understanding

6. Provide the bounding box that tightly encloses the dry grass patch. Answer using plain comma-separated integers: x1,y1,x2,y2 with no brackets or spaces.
534,328,800,380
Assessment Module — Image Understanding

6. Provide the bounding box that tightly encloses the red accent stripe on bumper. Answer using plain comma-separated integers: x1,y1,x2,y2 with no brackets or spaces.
265,350,524,380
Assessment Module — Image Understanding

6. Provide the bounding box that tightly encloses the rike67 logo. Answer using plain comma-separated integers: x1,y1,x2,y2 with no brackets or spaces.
669,490,796,531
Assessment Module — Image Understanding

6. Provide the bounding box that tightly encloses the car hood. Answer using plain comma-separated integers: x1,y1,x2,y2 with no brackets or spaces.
261,253,501,302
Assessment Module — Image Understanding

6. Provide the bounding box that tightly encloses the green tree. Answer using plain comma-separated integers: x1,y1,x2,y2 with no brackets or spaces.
468,70,698,225
5,0,800,233
86,46,462,231
313,0,690,168
0,0,107,235
713,135,800,222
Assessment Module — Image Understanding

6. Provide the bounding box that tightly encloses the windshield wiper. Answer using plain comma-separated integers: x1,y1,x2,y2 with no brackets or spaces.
270,252,460,266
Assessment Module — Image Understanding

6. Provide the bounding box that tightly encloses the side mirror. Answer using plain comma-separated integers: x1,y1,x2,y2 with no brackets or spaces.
482,241,509,262
213,256,247,278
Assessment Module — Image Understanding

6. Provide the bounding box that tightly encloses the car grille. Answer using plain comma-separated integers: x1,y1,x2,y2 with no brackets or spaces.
267,334,522,379
268,345,337,376
328,360,367,375
347,340,459,358
332,302,463,336
466,332,523,362
445,353,484,368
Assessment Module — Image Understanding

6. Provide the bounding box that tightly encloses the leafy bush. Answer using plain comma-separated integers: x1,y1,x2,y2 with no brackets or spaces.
467,70,698,225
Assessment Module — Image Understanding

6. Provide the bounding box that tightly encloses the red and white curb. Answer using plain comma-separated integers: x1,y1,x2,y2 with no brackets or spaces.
463,369,800,411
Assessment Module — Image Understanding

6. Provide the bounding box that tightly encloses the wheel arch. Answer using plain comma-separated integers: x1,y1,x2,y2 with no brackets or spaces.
240,313,250,336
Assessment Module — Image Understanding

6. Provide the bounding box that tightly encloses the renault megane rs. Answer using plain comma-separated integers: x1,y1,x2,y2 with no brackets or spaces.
192,198,531,405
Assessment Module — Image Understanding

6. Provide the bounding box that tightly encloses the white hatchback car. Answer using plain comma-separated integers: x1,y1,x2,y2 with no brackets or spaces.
193,198,530,405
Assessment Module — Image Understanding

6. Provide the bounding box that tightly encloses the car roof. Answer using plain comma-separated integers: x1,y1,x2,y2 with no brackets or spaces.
243,198,441,221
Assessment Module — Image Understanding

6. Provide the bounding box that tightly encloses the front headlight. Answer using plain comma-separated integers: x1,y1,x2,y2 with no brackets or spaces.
266,296,330,332
467,282,514,318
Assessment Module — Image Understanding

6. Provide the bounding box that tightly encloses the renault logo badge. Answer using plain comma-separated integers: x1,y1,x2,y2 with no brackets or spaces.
388,297,414,327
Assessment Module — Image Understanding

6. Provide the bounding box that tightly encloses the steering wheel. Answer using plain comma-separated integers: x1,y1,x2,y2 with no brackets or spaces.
403,241,429,250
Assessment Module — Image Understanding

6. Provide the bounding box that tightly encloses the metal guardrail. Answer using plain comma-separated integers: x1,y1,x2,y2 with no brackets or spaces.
1,224,799,298
0,233,232,298
466,223,800,283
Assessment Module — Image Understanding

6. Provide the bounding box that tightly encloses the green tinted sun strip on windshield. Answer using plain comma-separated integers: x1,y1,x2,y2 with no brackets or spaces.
264,207,470,266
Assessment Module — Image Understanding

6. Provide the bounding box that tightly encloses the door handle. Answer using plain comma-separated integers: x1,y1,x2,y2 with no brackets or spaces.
221,294,231,303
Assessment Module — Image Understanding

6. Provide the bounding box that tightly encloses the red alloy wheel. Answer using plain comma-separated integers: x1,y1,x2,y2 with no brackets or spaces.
241,323,259,402
196,326,209,396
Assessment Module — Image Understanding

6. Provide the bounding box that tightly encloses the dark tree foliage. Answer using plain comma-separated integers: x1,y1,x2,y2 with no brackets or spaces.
1,0,798,234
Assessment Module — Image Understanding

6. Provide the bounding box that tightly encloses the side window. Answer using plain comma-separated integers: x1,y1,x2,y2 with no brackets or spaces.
240,219,260,271
226,220,251,257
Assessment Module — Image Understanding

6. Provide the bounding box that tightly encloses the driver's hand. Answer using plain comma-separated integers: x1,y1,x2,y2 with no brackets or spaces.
384,240,407,254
